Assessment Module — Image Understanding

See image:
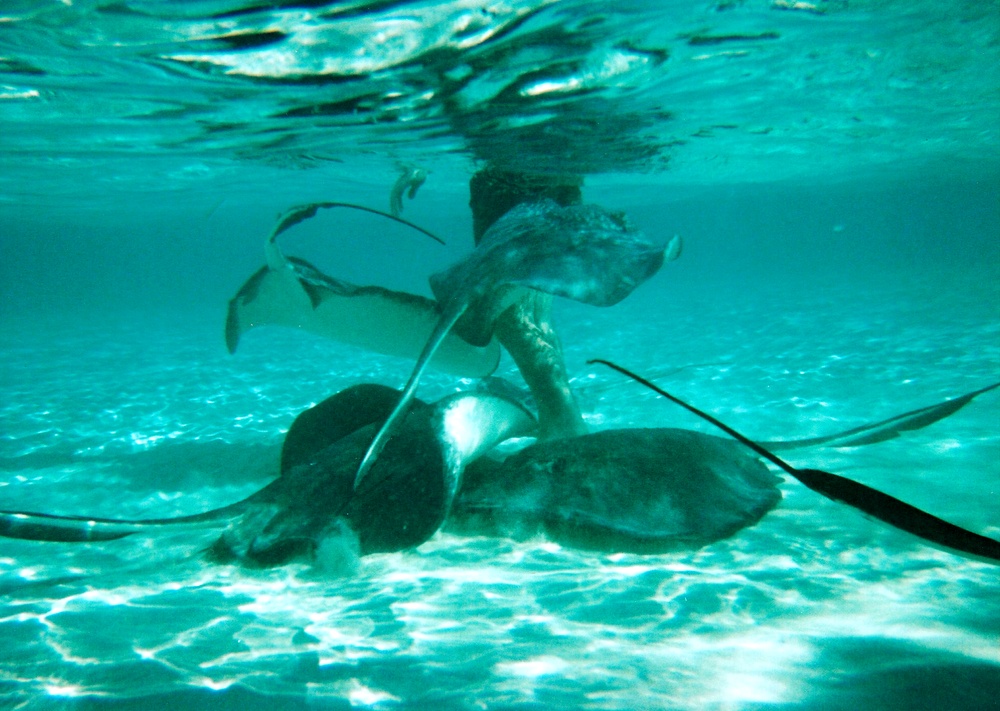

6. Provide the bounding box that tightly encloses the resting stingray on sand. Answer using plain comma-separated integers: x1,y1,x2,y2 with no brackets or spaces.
586,362,1000,563
1,370,997,568
0,384,535,565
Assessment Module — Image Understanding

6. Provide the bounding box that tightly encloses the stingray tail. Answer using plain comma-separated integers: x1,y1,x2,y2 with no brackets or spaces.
589,359,1000,565
269,201,444,244
0,511,142,542
0,504,240,544
764,381,1000,450
354,303,469,489
790,467,1000,563
261,201,445,276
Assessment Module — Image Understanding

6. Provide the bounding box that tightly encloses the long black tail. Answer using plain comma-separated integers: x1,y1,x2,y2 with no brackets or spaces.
764,381,1000,450
589,359,1000,565
0,504,240,543
271,201,445,244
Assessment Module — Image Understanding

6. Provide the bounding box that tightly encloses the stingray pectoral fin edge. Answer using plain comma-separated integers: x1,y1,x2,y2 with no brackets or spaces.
590,359,1000,565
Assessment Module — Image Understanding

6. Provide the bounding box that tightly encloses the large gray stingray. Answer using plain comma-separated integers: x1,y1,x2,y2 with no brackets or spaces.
586,360,1000,563
1,372,996,568
226,202,501,378
450,427,783,553
355,198,682,487
0,384,535,566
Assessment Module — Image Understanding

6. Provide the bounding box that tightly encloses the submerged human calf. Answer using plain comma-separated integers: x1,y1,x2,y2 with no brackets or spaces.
1,371,997,568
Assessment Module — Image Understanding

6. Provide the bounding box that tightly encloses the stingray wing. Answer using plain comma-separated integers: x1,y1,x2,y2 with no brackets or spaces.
226,256,501,378
281,383,422,474
764,381,1000,450
429,200,677,311
427,199,678,358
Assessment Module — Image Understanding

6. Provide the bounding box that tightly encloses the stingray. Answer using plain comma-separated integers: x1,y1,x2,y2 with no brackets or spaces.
226,202,501,378
0,385,536,567
582,360,1000,564
449,375,1000,561
449,427,783,553
355,198,682,487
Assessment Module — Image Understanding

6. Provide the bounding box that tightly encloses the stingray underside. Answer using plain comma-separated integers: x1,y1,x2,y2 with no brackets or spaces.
448,428,782,553
429,200,673,346
226,256,500,378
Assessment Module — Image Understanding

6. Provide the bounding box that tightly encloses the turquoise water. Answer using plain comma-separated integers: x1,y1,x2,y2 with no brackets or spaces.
1,1,999,709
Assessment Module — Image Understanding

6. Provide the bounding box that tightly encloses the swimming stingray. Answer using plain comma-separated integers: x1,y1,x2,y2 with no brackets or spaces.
226,202,501,378
355,198,683,487
0,371,996,567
